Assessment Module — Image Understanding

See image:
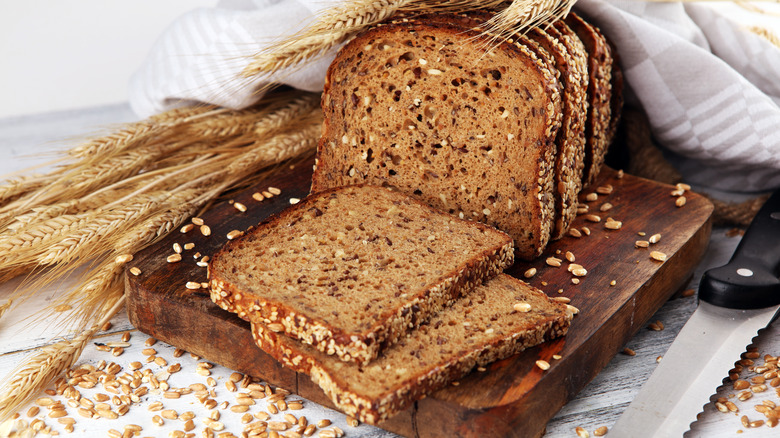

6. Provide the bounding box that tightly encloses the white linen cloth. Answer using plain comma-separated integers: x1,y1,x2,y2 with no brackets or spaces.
128,0,780,191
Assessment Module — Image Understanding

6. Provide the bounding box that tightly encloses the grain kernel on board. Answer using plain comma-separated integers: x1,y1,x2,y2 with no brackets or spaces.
650,251,667,262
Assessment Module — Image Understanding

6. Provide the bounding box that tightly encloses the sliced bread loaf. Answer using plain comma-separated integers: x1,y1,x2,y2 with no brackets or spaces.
208,184,514,364
564,12,614,187
311,16,562,261
251,273,573,423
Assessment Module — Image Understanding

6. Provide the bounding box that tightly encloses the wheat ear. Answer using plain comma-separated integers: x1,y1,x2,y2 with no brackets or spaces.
242,0,412,78
0,191,191,272
0,299,12,320
747,25,780,48
0,295,125,422
482,0,575,39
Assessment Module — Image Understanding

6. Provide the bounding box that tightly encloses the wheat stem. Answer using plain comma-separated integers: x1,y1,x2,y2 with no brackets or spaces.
243,0,413,77
0,298,12,321
482,0,575,38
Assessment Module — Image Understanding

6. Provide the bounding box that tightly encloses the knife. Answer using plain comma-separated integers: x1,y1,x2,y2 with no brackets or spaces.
610,188,780,437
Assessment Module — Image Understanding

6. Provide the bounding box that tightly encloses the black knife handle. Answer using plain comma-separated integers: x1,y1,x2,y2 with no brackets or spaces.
699,189,780,309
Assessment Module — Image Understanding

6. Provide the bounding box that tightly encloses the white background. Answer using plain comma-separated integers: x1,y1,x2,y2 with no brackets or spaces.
0,1,215,119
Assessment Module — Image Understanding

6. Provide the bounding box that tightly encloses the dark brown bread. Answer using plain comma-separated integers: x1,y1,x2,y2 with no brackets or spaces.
251,273,573,423
529,25,589,239
209,184,514,364
564,12,614,187
406,12,588,242
311,16,562,261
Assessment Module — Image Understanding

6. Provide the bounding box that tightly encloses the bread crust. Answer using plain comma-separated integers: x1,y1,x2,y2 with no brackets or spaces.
250,274,573,424
209,184,514,364
564,13,614,187
312,16,561,261
529,25,588,240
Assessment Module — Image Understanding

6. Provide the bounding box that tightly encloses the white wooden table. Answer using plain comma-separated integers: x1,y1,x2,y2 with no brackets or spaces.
1,104,777,437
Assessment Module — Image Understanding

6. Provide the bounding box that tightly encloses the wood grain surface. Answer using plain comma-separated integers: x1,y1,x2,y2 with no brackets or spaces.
125,159,713,438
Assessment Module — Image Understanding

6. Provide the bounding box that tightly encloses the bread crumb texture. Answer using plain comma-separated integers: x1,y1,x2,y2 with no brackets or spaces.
209,185,514,364
312,17,562,260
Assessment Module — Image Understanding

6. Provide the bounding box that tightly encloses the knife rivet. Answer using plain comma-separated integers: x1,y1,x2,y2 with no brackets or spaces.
770,212,780,220
737,268,754,277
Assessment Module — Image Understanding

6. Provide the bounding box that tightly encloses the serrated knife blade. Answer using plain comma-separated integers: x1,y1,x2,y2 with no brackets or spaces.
610,188,780,438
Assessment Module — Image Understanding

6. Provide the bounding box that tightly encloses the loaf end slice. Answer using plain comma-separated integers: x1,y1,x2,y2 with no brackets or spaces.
208,184,514,364
251,273,573,424
312,17,561,261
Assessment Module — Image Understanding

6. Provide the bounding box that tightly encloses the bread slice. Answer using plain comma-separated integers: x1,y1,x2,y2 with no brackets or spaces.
311,16,562,261
564,13,614,187
208,184,514,364
250,273,573,423
401,11,587,242
528,25,589,239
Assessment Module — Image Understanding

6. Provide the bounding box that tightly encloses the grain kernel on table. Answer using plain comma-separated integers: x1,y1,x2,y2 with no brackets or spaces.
594,426,608,437
575,426,590,438
650,251,667,262
546,257,562,267
596,184,614,195
536,360,550,371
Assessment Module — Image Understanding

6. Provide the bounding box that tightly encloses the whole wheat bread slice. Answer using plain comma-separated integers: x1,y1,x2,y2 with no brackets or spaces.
251,273,573,423
208,184,514,364
311,16,562,261
404,12,588,242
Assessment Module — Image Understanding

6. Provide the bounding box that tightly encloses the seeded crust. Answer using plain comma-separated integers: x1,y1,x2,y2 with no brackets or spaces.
311,17,562,261
529,25,589,240
250,274,573,424
208,185,514,364
564,13,614,187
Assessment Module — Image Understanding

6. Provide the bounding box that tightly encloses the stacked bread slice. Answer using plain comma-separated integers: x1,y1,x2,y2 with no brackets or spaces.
208,185,573,423
311,12,621,259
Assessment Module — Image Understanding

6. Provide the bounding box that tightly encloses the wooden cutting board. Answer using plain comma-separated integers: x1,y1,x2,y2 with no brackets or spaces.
125,159,713,438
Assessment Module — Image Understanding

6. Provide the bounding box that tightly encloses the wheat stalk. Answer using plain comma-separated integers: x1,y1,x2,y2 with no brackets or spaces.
0,295,125,422
240,0,573,79
243,0,413,78
68,122,164,160
0,299,12,320
0,89,322,420
482,0,575,39
747,25,780,47
0,191,190,273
